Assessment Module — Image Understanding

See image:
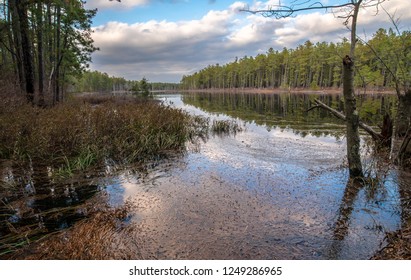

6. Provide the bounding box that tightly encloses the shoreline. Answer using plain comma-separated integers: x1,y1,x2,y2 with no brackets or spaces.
77,87,397,96
174,87,397,95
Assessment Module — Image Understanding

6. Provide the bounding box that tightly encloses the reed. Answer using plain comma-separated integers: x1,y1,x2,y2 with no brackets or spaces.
211,119,243,135
0,96,205,174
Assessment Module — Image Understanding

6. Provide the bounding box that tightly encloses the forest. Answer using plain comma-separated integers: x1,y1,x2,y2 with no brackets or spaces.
72,70,180,93
0,1,178,104
0,0,97,105
181,28,410,92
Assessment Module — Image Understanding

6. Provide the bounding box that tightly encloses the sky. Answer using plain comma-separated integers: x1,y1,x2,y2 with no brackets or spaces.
84,0,411,83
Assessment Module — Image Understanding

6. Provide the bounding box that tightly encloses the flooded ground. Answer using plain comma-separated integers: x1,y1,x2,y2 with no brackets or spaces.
1,92,409,259
104,92,404,259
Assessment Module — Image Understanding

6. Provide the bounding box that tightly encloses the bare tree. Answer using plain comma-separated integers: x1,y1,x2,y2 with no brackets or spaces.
242,0,387,178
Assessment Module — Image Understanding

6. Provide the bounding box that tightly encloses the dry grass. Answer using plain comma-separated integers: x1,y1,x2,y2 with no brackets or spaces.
0,93,209,259
0,95,201,174
372,227,411,259
7,203,142,260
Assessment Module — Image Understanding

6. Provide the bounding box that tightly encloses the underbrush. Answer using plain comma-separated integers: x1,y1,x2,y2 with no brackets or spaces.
0,95,205,176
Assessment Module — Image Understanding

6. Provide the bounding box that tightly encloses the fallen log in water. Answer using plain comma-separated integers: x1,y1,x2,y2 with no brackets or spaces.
308,98,391,147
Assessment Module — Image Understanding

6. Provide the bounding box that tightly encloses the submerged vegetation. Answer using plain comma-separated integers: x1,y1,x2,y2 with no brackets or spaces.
211,119,243,135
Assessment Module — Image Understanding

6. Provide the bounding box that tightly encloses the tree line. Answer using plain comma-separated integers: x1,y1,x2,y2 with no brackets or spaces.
72,70,180,93
181,28,409,93
0,0,96,106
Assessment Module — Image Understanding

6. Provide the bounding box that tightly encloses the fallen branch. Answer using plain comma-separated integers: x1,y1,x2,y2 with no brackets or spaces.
308,98,386,143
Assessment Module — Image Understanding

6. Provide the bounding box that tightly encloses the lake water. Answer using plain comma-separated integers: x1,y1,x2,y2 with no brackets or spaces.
1,91,409,259
105,92,405,259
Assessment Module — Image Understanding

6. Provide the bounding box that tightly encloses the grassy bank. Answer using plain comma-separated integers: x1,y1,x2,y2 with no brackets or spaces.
0,95,204,175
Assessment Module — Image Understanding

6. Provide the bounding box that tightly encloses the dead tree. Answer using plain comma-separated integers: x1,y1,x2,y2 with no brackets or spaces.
242,0,387,178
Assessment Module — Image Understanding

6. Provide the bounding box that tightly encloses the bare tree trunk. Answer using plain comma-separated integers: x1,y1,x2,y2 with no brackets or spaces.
16,0,35,104
4,2,18,84
36,0,45,106
46,2,53,103
342,1,363,178
395,90,411,137
9,0,25,93
396,90,411,167
343,55,363,178
54,4,61,103
398,131,411,168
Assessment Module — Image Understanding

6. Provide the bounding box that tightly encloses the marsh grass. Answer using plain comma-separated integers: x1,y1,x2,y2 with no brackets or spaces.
0,94,210,258
0,95,203,173
211,119,243,135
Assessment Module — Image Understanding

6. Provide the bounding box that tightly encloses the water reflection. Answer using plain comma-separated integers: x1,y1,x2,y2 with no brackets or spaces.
0,91,406,259
0,161,101,257
327,180,362,259
99,92,402,259
181,92,396,137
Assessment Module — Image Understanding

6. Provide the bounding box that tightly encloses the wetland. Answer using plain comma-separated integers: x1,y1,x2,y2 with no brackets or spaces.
1,91,410,259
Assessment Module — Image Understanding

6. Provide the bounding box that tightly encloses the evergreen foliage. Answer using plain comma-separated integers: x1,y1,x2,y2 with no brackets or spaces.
0,0,97,105
181,28,410,91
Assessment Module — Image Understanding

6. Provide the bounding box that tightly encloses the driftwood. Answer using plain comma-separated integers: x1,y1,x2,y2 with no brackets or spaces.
308,99,391,146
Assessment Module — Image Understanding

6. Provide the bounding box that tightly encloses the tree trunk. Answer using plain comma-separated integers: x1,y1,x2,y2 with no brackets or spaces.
36,0,45,107
16,0,35,104
343,55,363,178
395,90,411,137
54,4,61,103
341,1,364,179
398,131,411,168
9,0,25,93
4,2,18,84
396,90,411,167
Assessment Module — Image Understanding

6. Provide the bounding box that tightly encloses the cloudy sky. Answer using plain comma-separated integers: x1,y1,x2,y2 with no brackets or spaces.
85,0,411,83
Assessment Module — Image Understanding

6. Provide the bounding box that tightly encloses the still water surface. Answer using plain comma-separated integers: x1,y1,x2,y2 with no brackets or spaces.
1,91,407,259
105,92,403,259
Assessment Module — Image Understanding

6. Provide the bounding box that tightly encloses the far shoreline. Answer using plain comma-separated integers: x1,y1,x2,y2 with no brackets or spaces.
157,87,396,95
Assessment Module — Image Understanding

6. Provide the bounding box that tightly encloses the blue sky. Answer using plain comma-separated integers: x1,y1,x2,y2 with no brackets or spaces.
84,0,411,83
90,1,233,25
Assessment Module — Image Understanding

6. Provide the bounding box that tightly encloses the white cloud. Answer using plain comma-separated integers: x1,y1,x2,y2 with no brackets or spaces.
91,8,239,81
89,0,411,82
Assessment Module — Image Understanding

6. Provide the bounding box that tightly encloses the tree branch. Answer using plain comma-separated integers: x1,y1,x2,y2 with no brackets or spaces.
309,98,384,142
241,0,386,20
240,2,354,19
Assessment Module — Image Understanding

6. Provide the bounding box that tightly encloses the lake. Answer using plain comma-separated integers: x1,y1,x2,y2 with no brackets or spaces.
1,91,409,259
